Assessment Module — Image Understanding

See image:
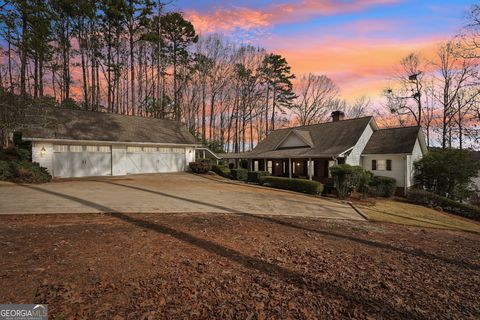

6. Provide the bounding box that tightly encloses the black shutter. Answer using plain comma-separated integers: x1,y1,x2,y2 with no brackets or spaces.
372,160,377,170
386,160,392,171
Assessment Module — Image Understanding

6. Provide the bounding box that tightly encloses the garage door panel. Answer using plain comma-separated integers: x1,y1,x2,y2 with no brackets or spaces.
53,145,112,178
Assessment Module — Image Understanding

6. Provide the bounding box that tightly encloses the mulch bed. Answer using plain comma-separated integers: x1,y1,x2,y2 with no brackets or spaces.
0,213,479,319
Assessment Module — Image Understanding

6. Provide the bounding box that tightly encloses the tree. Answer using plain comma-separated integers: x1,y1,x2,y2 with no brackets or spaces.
414,148,480,200
291,74,342,125
160,12,197,121
346,96,371,118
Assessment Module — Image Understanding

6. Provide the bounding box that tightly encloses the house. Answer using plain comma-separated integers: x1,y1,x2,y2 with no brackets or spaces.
223,111,428,194
16,107,198,178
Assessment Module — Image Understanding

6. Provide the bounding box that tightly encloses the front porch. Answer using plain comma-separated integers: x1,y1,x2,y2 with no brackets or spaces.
248,158,340,186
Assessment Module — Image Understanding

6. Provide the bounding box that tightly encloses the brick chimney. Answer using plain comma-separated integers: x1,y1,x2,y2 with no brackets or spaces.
331,111,345,122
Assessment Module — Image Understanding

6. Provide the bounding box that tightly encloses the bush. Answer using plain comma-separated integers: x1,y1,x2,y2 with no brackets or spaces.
211,164,230,178
189,159,212,174
330,164,371,199
0,147,31,161
369,176,397,197
406,189,480,221
0,160,51,183
259,176,324,195
231,168,248,181
247,171,269,183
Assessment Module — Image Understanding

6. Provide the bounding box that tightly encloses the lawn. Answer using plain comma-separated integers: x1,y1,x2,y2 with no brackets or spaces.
0,212,479,319
358,199,480,234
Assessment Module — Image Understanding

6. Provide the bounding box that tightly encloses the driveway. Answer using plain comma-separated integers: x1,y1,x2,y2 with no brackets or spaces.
0,173,363,220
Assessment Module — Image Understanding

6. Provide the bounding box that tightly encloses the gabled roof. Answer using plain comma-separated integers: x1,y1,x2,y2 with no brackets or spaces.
237,116,375,159
274,129,313,149
362,126,422,154
19,106,197,145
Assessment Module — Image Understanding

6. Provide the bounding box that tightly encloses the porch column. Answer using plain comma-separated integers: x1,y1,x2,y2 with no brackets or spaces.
288,158,292,178
264,159,267,173
308,157,312,180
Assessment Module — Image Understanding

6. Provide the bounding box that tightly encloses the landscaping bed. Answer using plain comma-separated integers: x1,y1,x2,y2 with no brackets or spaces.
0,213,479,319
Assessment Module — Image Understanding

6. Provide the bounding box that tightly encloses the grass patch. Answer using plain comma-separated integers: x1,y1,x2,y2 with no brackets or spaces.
359,199,480,234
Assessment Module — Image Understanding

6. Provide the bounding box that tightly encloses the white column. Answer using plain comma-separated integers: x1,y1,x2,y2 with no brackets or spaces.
308,158,312,180
288,158,292,178
264,159,267,173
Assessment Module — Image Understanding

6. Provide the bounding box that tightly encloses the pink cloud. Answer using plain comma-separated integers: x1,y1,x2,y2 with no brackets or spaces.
186,0,400,33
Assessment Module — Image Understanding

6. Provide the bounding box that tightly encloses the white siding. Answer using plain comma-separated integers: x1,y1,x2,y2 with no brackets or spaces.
361,154,407,187
407,138,424,187
32,142,54,174
186,147,195,164
346,123,374,166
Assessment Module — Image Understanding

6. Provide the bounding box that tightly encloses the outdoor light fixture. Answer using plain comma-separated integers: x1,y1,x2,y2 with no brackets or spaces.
40,146,46,157
297,162,301,166
275,162,279,166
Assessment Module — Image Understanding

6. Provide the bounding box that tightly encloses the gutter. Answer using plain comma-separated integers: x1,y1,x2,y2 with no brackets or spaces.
23,137,200,148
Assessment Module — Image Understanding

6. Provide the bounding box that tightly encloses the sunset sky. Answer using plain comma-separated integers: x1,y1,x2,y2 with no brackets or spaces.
175,0,475,103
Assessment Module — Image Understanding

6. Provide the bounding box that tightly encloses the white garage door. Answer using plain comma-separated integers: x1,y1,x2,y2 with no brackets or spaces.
53,145,112,178
125,146,186,174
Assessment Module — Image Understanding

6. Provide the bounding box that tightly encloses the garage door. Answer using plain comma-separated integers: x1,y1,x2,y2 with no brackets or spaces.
53,145,112,178
125,147,186,174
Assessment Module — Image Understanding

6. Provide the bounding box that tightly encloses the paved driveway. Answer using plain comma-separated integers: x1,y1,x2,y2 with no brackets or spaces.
0,173,363,220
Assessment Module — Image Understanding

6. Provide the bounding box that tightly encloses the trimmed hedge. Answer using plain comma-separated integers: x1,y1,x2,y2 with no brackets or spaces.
247,171,269,183
189,159,212,173
369,176,397,197
259,176,324,195
406,189,480,221
0,160,51,183
231,168,248,181
212,164,230,178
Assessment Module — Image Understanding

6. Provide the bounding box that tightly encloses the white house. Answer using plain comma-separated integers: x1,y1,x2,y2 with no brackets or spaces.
223,111,428,194
18,107,198,178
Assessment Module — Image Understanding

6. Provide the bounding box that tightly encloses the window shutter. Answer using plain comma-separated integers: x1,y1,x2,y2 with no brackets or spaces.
386,160,392,171
372,160,377,170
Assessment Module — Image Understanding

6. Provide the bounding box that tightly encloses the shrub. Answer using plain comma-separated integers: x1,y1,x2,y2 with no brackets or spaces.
247,171,269,183
0,160,51,183
212,164,230,178
406,189,480,221
0,147,31,161
259,176,324,195
330,164,371,199
189,159,212,174
369,176,397,197
414,149,480,200
231,168,248,181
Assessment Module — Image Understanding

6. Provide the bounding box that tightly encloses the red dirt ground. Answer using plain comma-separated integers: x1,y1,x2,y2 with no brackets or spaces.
0,213,479,319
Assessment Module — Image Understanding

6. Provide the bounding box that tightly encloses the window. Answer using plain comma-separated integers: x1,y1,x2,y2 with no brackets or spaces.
267,161,273,174
54,145,68,152
159,147,172,153
86,145,98,152
253,161,259,172
143,147,157,153
172,148,184,153
98,146,111,153
69,145,83,152
127,146,142,153
372,159,392,171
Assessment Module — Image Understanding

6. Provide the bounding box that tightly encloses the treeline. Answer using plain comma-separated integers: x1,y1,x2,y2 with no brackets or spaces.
0,0,370,152
383,4,480,150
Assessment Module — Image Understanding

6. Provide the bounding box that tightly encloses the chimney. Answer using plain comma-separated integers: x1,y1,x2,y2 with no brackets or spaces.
331,111,345,122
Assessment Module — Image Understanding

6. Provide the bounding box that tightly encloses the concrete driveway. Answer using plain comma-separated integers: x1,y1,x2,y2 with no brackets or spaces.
0,173,363,220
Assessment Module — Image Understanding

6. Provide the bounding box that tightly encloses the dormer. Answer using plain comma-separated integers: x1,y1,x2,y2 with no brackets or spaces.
275,129,313,150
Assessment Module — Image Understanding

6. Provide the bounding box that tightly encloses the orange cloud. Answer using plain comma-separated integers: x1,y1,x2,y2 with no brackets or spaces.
186,0,400,33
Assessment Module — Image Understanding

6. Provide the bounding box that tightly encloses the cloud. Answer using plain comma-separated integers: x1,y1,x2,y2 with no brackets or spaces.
186,0,400,33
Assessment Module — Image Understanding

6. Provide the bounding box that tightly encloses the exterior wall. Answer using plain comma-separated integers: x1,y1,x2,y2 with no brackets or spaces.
346,123,374,166
32,142,54,174
361,154,407,188
112,145,126,176
407,138,424,187
186,147,195,165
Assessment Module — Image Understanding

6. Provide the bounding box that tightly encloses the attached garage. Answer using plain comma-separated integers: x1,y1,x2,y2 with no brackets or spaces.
20,107,198,178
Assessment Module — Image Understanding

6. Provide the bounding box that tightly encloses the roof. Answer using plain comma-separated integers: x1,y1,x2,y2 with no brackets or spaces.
224,116,374,159
362,126,421,154
19,106,197,145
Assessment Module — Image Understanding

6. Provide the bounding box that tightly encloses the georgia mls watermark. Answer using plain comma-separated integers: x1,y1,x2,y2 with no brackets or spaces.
0,304,48,320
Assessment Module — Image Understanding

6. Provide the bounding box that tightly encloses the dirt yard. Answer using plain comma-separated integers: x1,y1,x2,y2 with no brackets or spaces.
0,213,479,319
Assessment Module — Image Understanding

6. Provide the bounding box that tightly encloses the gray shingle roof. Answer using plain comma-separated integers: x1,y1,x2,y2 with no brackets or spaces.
362,126,421,154
224,117,374,159
20,106,197,145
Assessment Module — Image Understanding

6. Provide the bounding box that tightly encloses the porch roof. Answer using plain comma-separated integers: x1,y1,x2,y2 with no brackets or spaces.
221,149,337,159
